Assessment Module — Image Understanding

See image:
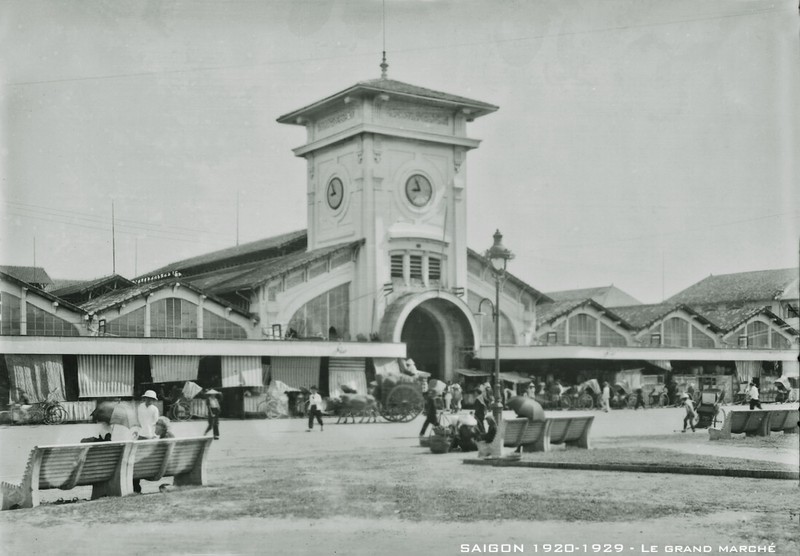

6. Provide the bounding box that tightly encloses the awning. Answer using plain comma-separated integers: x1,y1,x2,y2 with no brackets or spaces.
77,355,134,398
499,372,533,384
4,354,66,403
455,368,491,378
782,360,799,377
646,360,672,371
329,358,368,396
149,355,199,382
221,356,263,387
270,357,320,390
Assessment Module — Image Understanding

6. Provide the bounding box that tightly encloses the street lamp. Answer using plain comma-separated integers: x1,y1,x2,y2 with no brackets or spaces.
484,229,514,425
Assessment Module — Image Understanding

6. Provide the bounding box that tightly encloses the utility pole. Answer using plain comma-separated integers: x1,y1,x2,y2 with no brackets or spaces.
111,201,116,274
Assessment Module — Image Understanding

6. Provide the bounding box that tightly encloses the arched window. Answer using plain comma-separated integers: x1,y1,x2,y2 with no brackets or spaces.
746,321,769,348
663,317,689,347
691,325,716,348
151,298,198,338
26,303,80,336
106,307,146,337
288,283,349,339
599,323,627,347
0,292,22,335
568,313,596,345
204,309,247,339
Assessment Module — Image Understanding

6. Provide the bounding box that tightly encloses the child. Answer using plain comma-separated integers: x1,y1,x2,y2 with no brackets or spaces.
681,393,696,432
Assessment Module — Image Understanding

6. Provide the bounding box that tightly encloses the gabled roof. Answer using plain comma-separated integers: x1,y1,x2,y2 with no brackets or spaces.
666,268,799,305
50,274,135,298
201,240,364,294
140,229,307,279
0,265,52,286
0,271,85,314
278,77,499,124
536,298,634,330
545,285,642,307
695,305,798,335
611,303,722,333
467,249,552,304
79,278,251,318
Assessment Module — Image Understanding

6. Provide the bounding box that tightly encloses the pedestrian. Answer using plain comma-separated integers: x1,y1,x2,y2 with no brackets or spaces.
600,381,611,413
154,416,175,439
525,382,536,398
203,388,223,440
451,380,462,413
306,385,324,432
443,380,453,414
418,389,440,437
135,390,160,440
473,387,487,434
681,393,697,432
634,387,646,410
747,381,762,410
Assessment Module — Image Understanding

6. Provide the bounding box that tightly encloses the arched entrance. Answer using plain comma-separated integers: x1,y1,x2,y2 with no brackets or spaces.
380,292,479,382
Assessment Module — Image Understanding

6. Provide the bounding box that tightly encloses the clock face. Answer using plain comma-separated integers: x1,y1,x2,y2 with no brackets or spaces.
405,174,433,207
326,177,344,210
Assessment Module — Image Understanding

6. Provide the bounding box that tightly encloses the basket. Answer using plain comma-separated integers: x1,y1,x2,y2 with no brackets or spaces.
429,434,451,454
419,435,431,448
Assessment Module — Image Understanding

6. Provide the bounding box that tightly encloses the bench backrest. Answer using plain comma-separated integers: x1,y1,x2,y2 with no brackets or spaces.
729,410,769,433
548,416,593,445
132,437,212,481
36,441,130,490
768,410,799,431
518,420,547,445
502,418,529,447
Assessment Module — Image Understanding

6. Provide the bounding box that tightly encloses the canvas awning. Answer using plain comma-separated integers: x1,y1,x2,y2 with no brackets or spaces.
77,355,134,398
270,357,320,390
221,356,263,387
150,355,199,382
499,372,533,384
329,358,368,396
455,368,491,378
4,354,66,403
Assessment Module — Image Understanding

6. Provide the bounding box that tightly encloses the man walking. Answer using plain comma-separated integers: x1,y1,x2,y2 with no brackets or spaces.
306,386,324,432
747,381,762,410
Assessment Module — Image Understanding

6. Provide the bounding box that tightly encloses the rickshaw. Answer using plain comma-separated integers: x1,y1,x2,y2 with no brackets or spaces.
695,389,724,429
562,379,601,410
611,382,632,409
774,376,798,403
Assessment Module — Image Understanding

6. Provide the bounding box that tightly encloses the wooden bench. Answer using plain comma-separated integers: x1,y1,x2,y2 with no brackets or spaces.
708,409,772,440
544,415,594,451
767,409,799,434
501,415,593,453
1,437,212,510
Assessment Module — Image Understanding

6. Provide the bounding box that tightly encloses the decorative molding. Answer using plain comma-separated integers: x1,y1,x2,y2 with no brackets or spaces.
374,135,382,164
316,109,356,132
387,106,449,126
355,135,363,164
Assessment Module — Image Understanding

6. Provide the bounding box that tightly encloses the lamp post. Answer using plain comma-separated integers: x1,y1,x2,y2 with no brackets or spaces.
484,229,514,425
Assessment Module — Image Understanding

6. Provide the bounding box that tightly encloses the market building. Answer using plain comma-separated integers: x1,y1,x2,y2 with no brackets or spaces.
1,70,798,418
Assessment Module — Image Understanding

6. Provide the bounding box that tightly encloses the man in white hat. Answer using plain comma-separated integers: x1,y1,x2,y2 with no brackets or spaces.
136,390,160,440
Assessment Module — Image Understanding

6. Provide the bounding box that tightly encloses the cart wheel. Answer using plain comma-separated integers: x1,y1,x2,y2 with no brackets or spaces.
170,401,192,421
46,405,67,425
559,396,573,410
258,398,281,419
385,384,424,422
578,393,594,410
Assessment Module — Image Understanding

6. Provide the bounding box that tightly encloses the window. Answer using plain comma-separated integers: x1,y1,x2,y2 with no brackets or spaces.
784,304,799,319
746,321,769,348
599,323,626,347
546,331,558,344
428,256,441,281
390,254,403,278
690,325,715,348
568,313,596,345
663,317,689,347
151,298,198,338
771,331,791,350
25,303,80,336
287,283,349,339
106,307,146,337
0,291,21,335
649,333,661,346
409,255,423,279
738,335,748,348
203,309,247,339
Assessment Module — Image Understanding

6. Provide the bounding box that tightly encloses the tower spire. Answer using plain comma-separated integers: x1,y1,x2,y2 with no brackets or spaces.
380,51,388,79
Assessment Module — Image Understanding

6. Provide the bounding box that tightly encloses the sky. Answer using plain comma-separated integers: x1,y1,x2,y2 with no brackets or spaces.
1,0,798,304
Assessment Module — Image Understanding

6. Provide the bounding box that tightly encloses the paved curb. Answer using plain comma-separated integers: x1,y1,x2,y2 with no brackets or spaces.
462,459,799,480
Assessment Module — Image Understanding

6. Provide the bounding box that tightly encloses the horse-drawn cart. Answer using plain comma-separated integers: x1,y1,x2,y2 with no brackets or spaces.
373,360,426,422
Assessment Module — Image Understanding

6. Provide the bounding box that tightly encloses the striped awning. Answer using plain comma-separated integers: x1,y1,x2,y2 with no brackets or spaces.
149,355,199,382
270,357,320,390
374,358,400,377
329,358,367,396
77,355,134,398
735,360,761,384
221,356,263,387
4,354,66,403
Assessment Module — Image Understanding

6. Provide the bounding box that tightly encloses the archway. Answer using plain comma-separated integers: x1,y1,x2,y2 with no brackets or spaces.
381,292,478,382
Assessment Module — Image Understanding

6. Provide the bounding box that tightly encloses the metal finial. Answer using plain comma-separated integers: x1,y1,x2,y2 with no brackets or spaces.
380,51,388,79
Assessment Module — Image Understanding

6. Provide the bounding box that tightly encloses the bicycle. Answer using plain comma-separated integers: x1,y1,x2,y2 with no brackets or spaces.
168,396,194,421
14,388,67,425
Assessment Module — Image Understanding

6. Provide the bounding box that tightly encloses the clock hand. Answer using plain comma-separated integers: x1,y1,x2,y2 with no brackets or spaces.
412,177,421,192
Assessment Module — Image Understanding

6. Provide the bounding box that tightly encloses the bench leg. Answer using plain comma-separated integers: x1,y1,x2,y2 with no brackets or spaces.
784,426,799,435
174,438,212,486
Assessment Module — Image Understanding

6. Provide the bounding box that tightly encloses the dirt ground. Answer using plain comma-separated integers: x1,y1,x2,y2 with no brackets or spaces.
1,406,798,556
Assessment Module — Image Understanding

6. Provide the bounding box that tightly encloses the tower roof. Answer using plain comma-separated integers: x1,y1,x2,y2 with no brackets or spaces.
277,77,498,125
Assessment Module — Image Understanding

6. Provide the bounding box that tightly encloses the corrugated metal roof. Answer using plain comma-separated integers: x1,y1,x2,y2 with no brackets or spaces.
536,298,635,330
666,268,799,305
0,271,86,314
611,303,722,333
545,285,642,307
140,229,307,278
204,240,363,294
695,305,798,335
50,274,135,298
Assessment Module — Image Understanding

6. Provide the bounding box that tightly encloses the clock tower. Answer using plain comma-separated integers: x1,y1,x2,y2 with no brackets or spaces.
277,68,497,377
